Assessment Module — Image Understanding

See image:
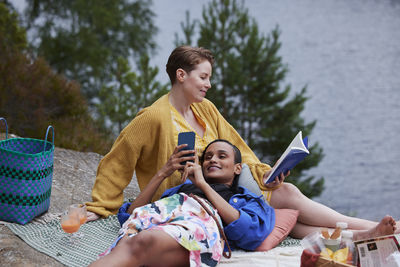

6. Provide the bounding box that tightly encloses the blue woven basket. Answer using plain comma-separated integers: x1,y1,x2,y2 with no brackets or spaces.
0,117,54,224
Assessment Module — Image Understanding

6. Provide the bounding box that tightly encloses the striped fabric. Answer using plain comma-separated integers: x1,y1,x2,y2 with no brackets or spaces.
5,215,301,267
6,215,121,267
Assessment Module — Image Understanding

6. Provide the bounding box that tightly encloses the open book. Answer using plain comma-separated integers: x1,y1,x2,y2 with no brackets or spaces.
263,131,309,184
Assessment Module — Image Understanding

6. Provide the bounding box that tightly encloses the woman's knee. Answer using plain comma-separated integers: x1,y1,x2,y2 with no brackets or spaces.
127,230,189,267
101,233,155,266
281,182,301,195
271,182,303,207
125,231,156,257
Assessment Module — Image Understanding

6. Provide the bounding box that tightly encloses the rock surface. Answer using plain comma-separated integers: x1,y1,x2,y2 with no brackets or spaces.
0,147,140,266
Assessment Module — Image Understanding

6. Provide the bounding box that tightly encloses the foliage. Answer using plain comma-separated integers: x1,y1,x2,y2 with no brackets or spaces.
0,3,112,155
22,0,158,103
175,0,324,197
97,55,168,136
0,2,27,53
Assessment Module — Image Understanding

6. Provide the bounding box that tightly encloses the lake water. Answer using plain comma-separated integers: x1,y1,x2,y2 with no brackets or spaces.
152,0,400,221
12,0,400,221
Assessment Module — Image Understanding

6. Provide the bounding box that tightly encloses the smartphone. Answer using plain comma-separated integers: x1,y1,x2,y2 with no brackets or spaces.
178,131,195,165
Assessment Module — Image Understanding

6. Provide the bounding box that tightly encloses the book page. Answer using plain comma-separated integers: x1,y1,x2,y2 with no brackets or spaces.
264,131,309,184
288,131,308,152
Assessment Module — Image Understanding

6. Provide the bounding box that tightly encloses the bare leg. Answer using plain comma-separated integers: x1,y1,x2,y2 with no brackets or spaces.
290,216,397,240
89,229,189,267
290,221,323,239
270,183,379,230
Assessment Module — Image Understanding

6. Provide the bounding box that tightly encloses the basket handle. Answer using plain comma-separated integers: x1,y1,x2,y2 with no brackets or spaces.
0,117,8,140
43,125,54,152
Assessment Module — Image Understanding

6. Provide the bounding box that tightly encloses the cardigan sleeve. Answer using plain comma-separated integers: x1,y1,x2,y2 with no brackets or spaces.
86,94,178,217
201,100,272,190
86,113,145,217
86,106,163,217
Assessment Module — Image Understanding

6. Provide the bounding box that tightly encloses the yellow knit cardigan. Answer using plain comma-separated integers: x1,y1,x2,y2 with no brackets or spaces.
86,94,271,217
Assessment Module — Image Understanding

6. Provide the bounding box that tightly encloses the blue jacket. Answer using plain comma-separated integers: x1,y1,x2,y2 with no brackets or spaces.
118,180,275,251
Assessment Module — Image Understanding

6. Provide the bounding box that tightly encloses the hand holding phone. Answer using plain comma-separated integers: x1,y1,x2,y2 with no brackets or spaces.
178,131,195,165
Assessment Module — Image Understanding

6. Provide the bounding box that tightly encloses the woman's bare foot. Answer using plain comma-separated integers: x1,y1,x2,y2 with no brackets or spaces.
86,211,100,222
353,215,396,241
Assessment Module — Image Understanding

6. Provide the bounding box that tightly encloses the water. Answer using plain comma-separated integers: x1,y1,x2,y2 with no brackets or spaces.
12,0,400,221
152,0,400,221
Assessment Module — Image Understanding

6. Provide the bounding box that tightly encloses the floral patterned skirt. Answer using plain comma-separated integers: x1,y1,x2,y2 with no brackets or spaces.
101,193,223,267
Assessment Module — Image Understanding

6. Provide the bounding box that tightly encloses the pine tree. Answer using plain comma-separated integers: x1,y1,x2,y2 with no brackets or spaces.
176,0,324,197
0,3,113,154
21,0,158,103
0,2,27,54
97,54,168,136
16,0,166,135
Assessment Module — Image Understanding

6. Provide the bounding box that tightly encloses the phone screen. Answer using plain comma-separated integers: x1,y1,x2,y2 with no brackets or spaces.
178,131,195,165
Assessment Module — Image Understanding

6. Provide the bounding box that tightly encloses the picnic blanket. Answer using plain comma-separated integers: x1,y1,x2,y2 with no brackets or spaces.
4,214,302,267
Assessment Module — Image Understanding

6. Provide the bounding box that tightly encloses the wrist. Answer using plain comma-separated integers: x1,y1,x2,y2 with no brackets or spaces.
197,181,210,192
155,170,168,181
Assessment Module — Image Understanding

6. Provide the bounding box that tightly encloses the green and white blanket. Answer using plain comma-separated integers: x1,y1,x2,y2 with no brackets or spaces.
5,215,302,267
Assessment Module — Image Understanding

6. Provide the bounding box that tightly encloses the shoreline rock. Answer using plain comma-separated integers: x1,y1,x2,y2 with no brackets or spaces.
0,147,140,266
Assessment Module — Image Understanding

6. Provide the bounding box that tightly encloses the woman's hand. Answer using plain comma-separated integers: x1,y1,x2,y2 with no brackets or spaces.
181,156,206,187
158,144,196,179
127,145,195,214
182,156,240,225
263,170,290,188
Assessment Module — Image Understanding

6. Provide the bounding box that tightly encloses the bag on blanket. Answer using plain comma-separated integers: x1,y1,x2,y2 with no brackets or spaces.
0,117,54,224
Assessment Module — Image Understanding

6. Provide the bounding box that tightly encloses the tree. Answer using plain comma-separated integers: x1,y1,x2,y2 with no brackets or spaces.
0,3,113,154
21,0,158,103
0,1,27,54
175,0,324,197
97,55,168,135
